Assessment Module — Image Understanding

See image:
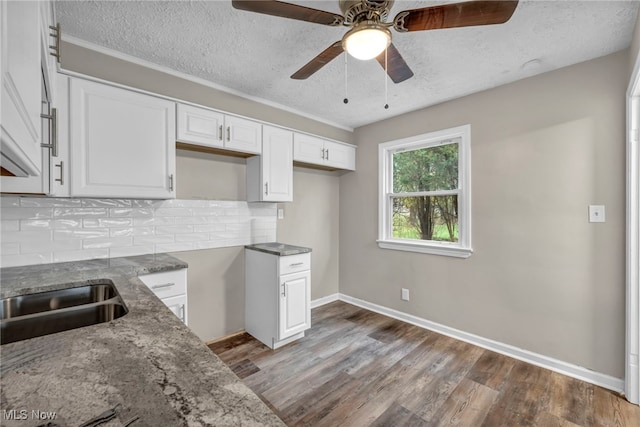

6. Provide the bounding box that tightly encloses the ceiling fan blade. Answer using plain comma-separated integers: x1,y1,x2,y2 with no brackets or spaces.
291,41,344,80
394,0,518,32
232,0,343,26
376,43,414,84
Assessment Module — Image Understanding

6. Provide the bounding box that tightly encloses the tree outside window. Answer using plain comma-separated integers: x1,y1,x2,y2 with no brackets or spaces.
378,125,471,258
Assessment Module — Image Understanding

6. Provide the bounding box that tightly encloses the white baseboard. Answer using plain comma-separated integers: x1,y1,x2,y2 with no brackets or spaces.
311,293,340,309
337,293,625,394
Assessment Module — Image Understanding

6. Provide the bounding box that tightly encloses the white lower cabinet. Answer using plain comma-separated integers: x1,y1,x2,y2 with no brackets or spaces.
139,269,188,325
69,77,176,199
245,248,311,349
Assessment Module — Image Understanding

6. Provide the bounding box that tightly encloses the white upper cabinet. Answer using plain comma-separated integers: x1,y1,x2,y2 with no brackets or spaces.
225,115,262,155
247,125,293,202
0,0,43,177
69,78,176,199
176,103,261,155
176,103,224,149
293,133,356,171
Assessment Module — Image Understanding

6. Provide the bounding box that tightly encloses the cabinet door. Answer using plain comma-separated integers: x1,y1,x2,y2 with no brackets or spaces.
293,133,324,166
0,0,42,177
262,125,293,202
70,78,176,199
225,115,261,155
279,270,310,340
161,294,188,325
176,103,224,148
40,1,57,105
323,140,356,171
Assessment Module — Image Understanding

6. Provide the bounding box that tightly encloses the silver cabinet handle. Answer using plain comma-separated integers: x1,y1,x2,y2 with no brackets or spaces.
326,149,329,161
265,182,269,195
40,107,58,157
179,304,185,323
289,262,304,267
49,24,61,63
281,283,286,297
169,174,174,191
151,282,175,290
227,126,231,142
54,161,63,185
218,125,223,141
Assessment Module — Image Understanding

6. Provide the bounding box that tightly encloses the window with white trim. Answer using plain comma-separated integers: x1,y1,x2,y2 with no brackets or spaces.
378,125,472,258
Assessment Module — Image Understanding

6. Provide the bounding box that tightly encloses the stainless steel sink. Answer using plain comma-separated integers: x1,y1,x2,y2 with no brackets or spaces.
0,281,128,345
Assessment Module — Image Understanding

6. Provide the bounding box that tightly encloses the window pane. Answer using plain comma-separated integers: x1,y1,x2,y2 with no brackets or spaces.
393,142,458,192
392,195,459,242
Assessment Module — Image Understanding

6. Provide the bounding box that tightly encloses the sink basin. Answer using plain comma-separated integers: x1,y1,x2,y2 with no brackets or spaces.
1,281,128,345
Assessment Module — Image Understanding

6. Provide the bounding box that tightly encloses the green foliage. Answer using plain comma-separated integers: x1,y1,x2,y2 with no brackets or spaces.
393,143,458,193
392,142,459,242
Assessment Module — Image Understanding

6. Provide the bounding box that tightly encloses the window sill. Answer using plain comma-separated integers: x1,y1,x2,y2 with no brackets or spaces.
377,239,473,258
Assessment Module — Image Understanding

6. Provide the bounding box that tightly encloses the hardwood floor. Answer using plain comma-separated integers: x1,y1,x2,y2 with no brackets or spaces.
208,301,640,426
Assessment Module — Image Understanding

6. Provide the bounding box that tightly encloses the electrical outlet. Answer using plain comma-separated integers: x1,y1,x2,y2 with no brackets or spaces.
401,288,410,301
277,208,284,220
589,205,605,223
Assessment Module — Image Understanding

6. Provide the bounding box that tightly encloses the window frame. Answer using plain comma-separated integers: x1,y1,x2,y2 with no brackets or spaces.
377,124,472,258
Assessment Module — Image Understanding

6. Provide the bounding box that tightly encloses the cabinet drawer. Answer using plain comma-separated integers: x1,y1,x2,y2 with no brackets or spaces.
139,269,187,299
162,294,188,325
279,253,310,275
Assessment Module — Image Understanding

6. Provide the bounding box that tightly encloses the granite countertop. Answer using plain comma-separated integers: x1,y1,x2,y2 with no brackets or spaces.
245,242,312,256
0,254,285,427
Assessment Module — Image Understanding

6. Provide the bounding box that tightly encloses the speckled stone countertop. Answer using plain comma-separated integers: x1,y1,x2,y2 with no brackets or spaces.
0,254,285,427
245,242,312,256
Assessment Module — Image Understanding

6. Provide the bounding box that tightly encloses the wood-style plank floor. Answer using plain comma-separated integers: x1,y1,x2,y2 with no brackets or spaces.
208,301,640,426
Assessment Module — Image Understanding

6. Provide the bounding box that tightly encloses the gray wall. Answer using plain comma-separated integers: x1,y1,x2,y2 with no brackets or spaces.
631,10,640,77
340,51,628,378
61,42,345,341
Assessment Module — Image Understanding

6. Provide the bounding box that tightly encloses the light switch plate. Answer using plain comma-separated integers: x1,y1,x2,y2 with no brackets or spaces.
401,288,410,301
277,208,284,220
589,205,605,223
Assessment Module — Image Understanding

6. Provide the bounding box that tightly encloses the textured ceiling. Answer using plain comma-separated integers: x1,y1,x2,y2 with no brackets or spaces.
55,0,639,130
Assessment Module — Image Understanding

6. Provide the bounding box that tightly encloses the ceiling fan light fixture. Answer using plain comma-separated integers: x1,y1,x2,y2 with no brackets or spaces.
342,23,391,61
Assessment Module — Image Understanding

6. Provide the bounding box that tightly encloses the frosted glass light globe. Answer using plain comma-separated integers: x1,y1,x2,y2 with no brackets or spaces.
343,26,391,61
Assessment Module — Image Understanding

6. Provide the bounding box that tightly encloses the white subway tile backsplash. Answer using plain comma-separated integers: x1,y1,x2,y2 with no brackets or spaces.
0,196,20,207
155,225,194,235
53,208,108,218
21,239,82,254
1,242,20,255
2,230,53,243
133,235,175,246
154,208,192,217
109,208,153,218
2,208,53,220
2,253,53,268
155,242,194,253
54,229,109,240
0,220,20,231
53,249,109,263
82,199,131,208
82,236,133,249
133,217,175,226
174,233,206,243
20,219,53,229
0,197,276,268
83,218,133,228
110,226,154,237
20,198,81,208
108,245,154,258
